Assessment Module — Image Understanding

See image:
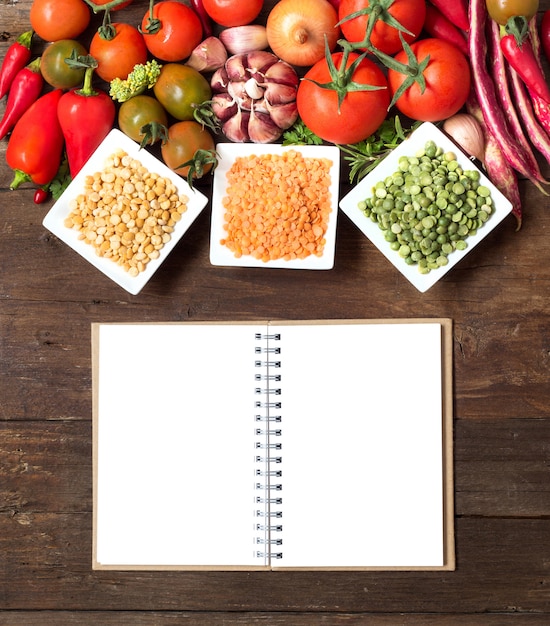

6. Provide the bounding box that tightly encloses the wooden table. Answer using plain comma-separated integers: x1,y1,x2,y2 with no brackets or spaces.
2,0,550,623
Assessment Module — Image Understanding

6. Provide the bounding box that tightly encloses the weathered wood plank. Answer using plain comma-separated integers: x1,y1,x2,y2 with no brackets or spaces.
0,612,549,625
1,514,550,613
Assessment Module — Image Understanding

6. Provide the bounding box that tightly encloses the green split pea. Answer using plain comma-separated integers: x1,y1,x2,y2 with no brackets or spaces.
357,140,495,274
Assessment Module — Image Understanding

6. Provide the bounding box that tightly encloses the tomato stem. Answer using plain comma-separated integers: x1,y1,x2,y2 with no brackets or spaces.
303,37,386,113
97,7,116,40
337,0,415,54
82,0,132,13
368,34,429,109
140,0,162,35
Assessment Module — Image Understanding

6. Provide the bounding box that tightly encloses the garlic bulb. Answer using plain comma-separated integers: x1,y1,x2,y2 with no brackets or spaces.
210,51,299,143
442,113,486,163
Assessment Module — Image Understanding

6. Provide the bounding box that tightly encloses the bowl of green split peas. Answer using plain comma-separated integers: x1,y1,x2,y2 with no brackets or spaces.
339,122,514,292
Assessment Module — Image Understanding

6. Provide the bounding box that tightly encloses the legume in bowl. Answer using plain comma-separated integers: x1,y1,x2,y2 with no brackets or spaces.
339,122,513,292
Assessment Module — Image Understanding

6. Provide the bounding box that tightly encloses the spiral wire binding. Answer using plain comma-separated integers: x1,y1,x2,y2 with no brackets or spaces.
254,332,283,561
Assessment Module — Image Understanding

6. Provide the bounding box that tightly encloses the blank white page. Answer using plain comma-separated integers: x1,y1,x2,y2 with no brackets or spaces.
272,322,445,568
94,323,263,569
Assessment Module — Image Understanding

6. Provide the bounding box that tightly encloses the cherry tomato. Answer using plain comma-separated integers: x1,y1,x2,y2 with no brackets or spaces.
160,120,216,179
201,0,263,27
153,63,212,121
486,0,539,25
30,0,91,42
141,1,203,62
296,51,390,144
118,95,169,144
40,39,88,90
387,38,470,122
89,23,148,83
338,0,426,55
93,0,134,9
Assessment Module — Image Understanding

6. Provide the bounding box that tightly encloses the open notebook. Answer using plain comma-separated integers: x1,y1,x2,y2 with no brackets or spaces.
92,319,454,571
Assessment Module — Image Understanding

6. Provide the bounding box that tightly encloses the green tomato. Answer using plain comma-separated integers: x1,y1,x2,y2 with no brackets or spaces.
118,95,168,145
153,63,211,121
41,39,88,90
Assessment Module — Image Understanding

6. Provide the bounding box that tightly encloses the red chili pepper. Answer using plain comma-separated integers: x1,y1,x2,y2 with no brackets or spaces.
7,89,65,190
0,58,44,141
427,0,469,32
423,5,469,56
0,30,33,99
33,187,50,204
541,10,550,63
57,57,116,178
189,0,213,37
500,31,550,103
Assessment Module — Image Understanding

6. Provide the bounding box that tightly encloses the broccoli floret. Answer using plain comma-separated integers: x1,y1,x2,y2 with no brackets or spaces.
109,60,162,103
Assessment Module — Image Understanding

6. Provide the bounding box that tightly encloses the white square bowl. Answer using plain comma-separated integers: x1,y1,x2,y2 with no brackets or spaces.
209,143,340,270
43,129,208,295
339,122,513,292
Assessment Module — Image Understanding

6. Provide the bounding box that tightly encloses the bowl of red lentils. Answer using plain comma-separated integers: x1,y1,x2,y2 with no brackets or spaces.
210,143,341,270
43,129,208,294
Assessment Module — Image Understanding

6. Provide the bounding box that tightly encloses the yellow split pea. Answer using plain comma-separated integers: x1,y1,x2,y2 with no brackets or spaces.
64,150,189,276
220,150,333,262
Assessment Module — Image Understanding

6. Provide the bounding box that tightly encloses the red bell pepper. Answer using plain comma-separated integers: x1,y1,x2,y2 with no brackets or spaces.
423,5,469,56
0,58,44,140
0,30,33,99
57,56,116,178
7,89,65,189
427,0,469,31
500,22,550,103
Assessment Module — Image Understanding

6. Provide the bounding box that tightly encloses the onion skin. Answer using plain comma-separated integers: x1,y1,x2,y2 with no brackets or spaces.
211,52,299,143
266,0,340,67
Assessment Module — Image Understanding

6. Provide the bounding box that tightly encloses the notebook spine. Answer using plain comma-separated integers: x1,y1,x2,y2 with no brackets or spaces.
253,332,283,562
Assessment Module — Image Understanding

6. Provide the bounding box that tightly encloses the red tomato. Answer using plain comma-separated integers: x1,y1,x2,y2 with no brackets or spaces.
201,0,263,27
30,0,90,42
338,0,426,55
387,38,470,122
93,0,134,9
141,1,203,62
296,51,390,144
89,23,148,83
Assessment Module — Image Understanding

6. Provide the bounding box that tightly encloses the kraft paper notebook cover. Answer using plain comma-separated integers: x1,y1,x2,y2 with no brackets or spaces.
92,318,454,571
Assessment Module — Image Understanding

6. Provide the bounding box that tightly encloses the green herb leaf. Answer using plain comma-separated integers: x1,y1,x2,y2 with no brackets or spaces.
282,120,323,146
47,157,71,201
339,116,421,183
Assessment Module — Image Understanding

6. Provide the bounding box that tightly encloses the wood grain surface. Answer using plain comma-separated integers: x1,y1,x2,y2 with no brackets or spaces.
1,0,550,623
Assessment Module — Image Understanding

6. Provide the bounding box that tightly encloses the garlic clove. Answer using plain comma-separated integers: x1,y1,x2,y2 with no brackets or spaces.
223,109,251,143
263,82,298,105
185,37,228,73
244,77,265,100
211,67,229,91
246,50,279,74
219,25,269,55
211,93,238,123
248,107,283,143
263,60,300,88
225,54,248,82
264,100,299,130
442,113,486,163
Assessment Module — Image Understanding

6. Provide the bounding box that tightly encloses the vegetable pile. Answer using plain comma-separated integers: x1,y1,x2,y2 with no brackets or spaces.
1,0,550,230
